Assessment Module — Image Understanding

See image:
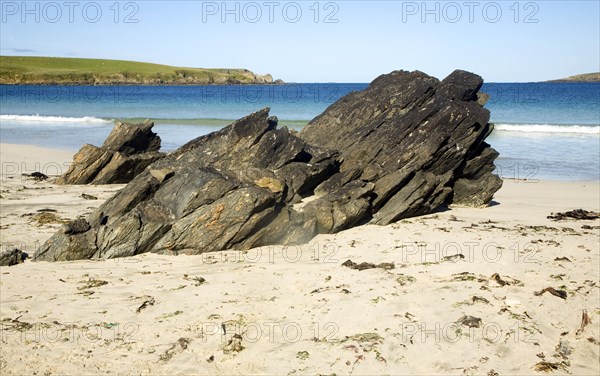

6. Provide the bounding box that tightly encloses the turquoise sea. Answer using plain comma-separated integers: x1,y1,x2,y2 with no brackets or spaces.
1,82,599,181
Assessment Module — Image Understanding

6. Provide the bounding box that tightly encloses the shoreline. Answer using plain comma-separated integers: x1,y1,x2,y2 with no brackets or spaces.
0,82,288,86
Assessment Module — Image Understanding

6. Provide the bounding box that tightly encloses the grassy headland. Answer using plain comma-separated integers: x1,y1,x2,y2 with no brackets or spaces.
0,56,281,85
546,72,600,83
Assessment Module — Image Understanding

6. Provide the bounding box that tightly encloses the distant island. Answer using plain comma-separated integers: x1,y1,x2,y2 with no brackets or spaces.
0,56,284,85
546,72,600,83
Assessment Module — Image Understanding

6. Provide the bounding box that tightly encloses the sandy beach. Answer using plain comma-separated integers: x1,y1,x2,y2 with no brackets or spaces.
1,143,599,375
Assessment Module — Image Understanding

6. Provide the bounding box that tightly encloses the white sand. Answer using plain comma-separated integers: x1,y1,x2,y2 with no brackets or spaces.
1,144,599,375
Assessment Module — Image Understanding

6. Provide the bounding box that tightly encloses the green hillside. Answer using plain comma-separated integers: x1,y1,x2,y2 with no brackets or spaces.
0,56,277,85
547,73,600,83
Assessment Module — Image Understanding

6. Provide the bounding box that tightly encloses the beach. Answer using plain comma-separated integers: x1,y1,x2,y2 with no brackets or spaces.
1,144,598,375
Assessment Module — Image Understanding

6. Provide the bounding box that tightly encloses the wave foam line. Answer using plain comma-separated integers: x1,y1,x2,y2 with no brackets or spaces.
0,114,112,123
495,123,599,134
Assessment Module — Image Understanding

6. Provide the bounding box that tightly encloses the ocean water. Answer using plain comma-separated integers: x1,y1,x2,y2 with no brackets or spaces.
1,83,598,181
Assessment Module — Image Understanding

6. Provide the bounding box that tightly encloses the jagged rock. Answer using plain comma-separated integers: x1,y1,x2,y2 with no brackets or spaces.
255,74,274,84
35,109,340,261
56,120,165,184
0,248,27,266
301,69,502,224
35,69,502,261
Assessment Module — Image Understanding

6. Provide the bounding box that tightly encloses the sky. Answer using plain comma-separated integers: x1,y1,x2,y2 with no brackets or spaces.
1,0,599,82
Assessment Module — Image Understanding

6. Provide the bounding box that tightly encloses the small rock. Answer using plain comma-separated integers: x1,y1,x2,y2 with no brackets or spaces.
255,177,284,193
149,168,175,183
22,172,48,181
63,218,91,235
0,248,27,266
457,315,483,328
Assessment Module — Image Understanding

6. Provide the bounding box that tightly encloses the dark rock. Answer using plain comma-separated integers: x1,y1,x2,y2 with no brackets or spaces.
35,108,340,261
102,120,161,154
301,69,502,224
22,172,48,181
56,120,165,185
35,69,502,261
62,218,91,235
456,315,483,328
0,248,27,266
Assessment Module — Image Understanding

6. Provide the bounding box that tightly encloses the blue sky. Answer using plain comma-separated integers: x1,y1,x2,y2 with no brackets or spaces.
1,0,599,82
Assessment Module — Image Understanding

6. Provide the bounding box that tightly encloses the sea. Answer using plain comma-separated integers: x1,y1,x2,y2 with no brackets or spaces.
1,82,599,181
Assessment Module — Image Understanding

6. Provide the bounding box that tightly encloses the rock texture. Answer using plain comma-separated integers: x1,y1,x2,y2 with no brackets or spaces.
301,69,502,224
0,248,26,266
56,120,165,184
36,69,502,261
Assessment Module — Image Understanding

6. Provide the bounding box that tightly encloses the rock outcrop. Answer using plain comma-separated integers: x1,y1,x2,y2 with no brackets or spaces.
35,69,502,262
56,120,165,184
301,69,502,223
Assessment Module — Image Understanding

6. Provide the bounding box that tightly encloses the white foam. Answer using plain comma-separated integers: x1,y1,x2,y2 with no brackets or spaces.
495,123,600,135
0,114,112,124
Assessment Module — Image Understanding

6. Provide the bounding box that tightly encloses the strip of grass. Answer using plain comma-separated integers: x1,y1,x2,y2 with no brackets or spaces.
0,56,273,85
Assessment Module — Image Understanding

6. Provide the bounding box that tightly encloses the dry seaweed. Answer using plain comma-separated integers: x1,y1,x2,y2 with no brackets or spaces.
553,257,572,262
78,278,108,290
441,253,465,262
534,361,568,372
136,296,156,313
491,273,509,286
575,309,591,336
223,334,244,353
160,337,191,362
395,274,416,286
547,209,600,221
342,259,394,271
534,287,567,299
1,316,33,331
29,212,67,225
451,272,487,283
